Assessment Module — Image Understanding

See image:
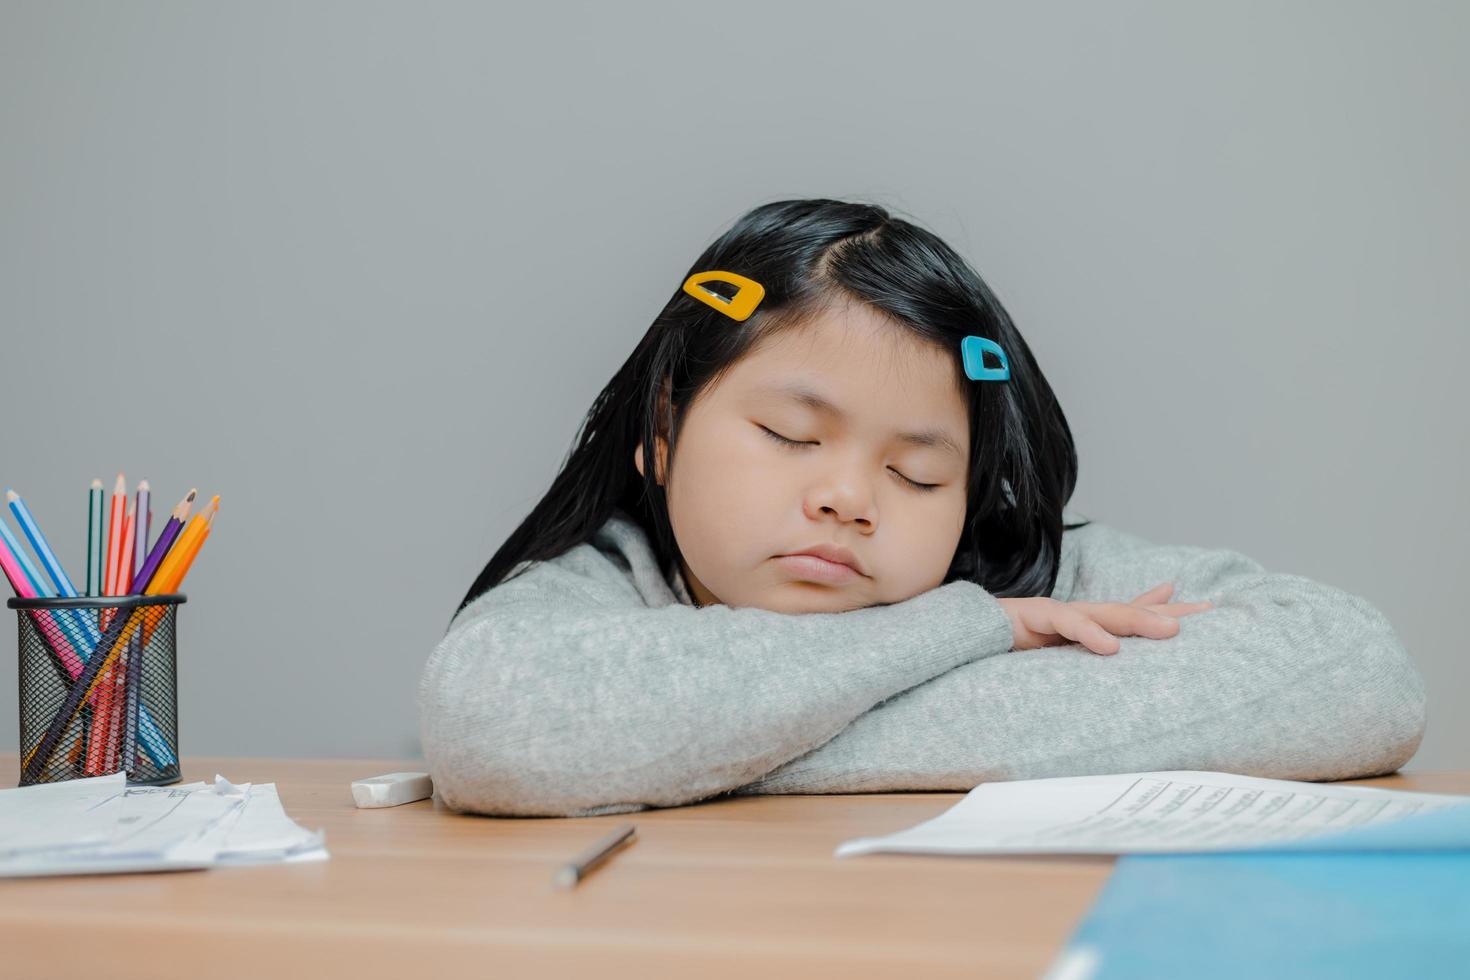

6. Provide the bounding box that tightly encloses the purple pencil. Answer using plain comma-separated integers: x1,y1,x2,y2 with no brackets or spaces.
131,489,195,594
134,480,152,573
122,630,143,774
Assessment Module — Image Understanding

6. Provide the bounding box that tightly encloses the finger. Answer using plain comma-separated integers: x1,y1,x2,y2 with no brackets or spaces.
1129,582,1174,605
1084,603,1182,640
1054,607,1122,655
1143,601,1215,618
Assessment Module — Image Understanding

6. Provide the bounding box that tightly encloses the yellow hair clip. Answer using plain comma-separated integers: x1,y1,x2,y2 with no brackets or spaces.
681,270,765,322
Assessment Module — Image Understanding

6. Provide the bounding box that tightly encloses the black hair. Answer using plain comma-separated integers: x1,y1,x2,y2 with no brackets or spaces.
455,198,1089,619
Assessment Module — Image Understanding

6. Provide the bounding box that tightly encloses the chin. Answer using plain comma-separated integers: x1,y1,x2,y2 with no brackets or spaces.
767,583,877,615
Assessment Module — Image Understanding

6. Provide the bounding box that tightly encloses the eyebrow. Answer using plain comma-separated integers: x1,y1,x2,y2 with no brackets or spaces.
754,382,966,460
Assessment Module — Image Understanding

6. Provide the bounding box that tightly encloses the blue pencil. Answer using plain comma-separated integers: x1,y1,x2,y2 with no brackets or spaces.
5,489,102,646
0,515,97,647
7,489,83,598
0,516,48,596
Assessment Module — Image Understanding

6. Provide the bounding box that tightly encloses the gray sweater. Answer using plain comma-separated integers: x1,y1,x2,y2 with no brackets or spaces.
417,508,1429,817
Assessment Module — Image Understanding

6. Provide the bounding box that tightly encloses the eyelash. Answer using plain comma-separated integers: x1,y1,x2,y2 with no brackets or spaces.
757,425,942,492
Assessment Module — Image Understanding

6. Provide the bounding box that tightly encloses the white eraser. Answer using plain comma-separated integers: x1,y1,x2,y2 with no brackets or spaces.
351,771,434,808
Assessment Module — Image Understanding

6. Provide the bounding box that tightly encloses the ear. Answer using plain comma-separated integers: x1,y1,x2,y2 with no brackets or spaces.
633,376,674,486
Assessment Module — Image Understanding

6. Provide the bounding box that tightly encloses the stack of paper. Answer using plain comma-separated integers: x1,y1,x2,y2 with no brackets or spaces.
834,770,1470,857
0,772,329,878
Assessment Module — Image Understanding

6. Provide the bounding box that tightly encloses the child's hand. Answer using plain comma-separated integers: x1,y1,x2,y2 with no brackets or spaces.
998,581,1214,656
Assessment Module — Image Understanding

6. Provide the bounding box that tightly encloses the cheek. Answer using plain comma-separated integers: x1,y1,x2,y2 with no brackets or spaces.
672,425,779,510
666,421,785,559
887,491,968,585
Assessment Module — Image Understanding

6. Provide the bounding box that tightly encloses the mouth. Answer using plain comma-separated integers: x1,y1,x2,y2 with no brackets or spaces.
773,545,868,584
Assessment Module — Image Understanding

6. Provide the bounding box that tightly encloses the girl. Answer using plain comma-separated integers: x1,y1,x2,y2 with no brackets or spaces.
418,199,1428,818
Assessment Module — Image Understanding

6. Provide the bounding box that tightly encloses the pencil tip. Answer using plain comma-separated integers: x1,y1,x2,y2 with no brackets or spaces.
185,489,197,502
4,489,16,502
113,473,126,492
138,479,150,491
91,478,103,489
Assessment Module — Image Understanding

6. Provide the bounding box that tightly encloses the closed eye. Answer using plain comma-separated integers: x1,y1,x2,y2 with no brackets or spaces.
756,424,942,493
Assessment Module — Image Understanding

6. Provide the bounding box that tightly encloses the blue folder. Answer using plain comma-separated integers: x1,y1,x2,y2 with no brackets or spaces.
1050,802,1470,979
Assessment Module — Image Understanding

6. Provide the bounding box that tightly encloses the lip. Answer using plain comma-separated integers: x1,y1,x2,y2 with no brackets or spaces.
774,544,868,583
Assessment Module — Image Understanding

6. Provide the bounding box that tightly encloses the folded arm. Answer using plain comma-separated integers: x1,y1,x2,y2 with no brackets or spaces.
417,552,1014,817
737,522,1429,796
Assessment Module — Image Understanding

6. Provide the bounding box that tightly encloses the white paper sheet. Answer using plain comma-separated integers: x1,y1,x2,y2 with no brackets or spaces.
0,773,129,855
0,772,328,877
835,770,1470,858
207,777,328,864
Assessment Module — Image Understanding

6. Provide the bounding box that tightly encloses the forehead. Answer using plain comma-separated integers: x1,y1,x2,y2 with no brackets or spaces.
717,302,970,454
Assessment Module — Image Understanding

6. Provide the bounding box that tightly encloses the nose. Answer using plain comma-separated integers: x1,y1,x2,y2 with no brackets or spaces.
802,465,875,528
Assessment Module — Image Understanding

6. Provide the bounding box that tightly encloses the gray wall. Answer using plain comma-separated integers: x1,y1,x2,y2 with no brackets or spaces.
2,1,1465,769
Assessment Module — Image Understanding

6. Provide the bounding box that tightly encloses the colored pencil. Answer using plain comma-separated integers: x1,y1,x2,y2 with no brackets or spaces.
86,479,104,597
118,507,136,594
148,496,216,597
0,516,90,674
132,489,194,594
0,525,86,679
108,507,137,768
99,639,128,775
134,479,151,572
160,501,214,590
6,489,91,613
0,517,51,600
122,631,143,774
103,474,125,599
85,665,116,774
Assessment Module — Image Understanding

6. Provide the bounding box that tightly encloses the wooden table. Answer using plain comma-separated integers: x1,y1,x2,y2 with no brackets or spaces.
1,755,1465,979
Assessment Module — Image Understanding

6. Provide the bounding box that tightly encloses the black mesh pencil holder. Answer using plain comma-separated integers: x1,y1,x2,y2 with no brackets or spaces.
10,594,185,787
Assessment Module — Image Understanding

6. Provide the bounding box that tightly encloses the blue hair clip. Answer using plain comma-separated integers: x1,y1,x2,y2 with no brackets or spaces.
961,335,1010,381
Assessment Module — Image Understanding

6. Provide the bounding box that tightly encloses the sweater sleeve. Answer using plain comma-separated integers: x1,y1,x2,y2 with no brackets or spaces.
735,521,1430,796
416,554,1015,817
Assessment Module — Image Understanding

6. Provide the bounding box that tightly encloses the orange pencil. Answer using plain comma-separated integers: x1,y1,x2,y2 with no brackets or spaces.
138,496,217,648
148,496,217,596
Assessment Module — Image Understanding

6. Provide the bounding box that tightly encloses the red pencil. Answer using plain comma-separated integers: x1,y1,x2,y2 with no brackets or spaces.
117,508,136,594
103,507,138,769
91,477,129,774
103,473,126,599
